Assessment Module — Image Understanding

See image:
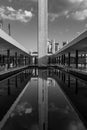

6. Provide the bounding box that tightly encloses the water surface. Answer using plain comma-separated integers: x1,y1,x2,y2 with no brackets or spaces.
1,68,87,130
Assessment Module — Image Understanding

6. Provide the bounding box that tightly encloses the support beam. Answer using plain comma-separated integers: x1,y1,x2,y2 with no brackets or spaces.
25,56,27,65
38,0,48,66
15,52,17,67
76,50,78,69
61,55,63,65
68,52,70,67
59,56,60,65
63,54,65,65
7,49,10,69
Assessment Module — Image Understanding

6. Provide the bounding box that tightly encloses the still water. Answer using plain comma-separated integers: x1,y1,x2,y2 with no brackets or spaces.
0,68,87,130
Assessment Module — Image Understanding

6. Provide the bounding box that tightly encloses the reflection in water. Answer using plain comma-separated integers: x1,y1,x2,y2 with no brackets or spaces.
47,78,55,87
52,69,87,127
0,68,32,122
1,69,87,130
75,79,78,95
68,121,86,130
15,76,18,88
38,70,48,130
7,79,11,96
10,102,32,117
68,74,70,88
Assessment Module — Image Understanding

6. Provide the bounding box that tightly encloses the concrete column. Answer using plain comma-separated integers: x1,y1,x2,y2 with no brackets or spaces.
2,55,5,64
59,56,60,65
15,52,17,67
35,56,37,65
76,50,78,69
62,55,63,65
28,57,30,65
13,56,15,67
58,57,59,64
38,0,48,66
56,57,58,64
64,54,65,65
68,52,70,67
25,56,27,65
7,49,10,69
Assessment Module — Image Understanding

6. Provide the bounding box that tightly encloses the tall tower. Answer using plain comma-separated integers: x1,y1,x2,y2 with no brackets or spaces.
38,0,48,66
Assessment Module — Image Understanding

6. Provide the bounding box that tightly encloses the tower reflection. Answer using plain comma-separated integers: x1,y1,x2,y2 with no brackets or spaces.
38,70,48,130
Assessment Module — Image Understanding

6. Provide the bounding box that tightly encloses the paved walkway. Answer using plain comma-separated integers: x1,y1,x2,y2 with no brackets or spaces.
0,65,29,76
50,64,87,76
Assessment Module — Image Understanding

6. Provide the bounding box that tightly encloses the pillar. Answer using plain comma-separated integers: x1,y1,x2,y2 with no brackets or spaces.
25,56,27,65
68,52,70,67
61,55,63,65
38,0,48,66
2,55,5,65
76,50,78,69
15,52,17,67
28,57,30,65
7,49,10,69
12,56,15,67
59,56,60,65
64,54,65,65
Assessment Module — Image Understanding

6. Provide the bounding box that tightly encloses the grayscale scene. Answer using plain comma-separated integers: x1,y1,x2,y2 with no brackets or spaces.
0,0,87,130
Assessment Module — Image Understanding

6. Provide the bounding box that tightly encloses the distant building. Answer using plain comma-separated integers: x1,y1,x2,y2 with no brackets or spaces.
0,19,3,29
47,39,60,54
47,40,53,54
55,43,59,52
31,51,38,65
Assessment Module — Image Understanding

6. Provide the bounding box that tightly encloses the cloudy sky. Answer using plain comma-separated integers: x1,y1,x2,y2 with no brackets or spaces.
0,0,87,51
48,0,87,47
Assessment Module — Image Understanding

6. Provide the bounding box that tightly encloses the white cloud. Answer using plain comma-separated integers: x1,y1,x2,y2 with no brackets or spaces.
68,0,84,3
6,6,15,11
24,10,32,17
49,13,59,22
64,0,87,21
49,10,69,22
8,0,12,2
0,6,33,23
71,9,87,20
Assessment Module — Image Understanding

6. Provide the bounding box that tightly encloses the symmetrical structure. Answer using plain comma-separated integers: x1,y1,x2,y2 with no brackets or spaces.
38,0,48,66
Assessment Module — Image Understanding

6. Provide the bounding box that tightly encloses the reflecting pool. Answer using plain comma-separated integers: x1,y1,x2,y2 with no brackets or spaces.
0,68,87,130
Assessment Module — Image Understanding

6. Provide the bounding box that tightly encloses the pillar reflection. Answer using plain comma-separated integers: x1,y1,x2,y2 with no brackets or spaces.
15,76,18,88
75,78,78,94
68,74,70,88
38,70,48,130
7,79,11,95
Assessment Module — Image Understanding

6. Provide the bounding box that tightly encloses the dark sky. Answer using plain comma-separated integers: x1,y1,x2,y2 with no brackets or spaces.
0,0,87,51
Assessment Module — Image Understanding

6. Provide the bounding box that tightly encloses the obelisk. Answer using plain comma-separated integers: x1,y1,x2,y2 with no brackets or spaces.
38,0,48,66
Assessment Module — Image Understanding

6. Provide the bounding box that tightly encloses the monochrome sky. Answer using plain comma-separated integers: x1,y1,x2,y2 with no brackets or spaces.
0,0,87,51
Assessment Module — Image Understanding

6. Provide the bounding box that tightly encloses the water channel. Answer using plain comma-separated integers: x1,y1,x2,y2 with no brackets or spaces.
0,68,87,130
